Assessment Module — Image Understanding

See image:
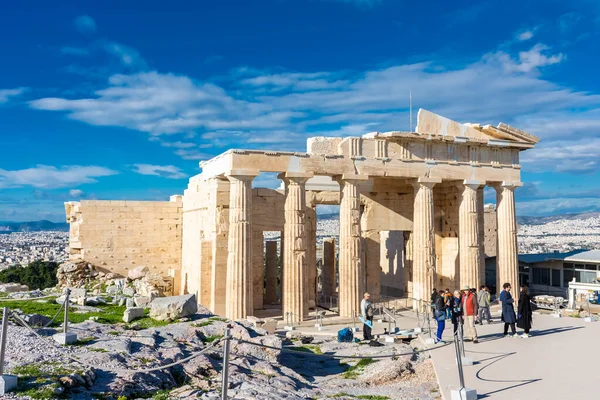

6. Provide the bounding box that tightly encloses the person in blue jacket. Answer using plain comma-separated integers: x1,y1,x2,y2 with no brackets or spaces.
499,282,517,337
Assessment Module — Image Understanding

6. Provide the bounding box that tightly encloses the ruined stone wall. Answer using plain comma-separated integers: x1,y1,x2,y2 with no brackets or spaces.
361,190,413,299
434,184,460,291
484,205,497,257
180,177,229,314
65,198,182,292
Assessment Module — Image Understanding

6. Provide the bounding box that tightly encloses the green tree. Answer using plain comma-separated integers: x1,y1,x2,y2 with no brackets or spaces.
0,260,59,290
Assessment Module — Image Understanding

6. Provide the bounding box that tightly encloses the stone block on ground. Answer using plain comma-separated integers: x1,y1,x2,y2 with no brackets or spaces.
23,313,51,327
123,287,136,297
149,294,197,321
128,265,149,281
123,307,145,323
0,283,28,293
134,296,151,308
0,375,18,395
68,288,87,299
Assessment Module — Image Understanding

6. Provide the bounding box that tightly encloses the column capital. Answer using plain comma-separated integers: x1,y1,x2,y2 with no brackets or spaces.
333,174,370,183
225,169,259,180
462,179,486,190
277,171,313,184
491,181,523,191
412,176,442,189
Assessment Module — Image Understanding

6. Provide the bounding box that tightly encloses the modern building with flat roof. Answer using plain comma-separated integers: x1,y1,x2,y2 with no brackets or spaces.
486,249,600,296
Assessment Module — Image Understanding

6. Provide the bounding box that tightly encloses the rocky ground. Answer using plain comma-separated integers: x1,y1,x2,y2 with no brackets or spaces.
0,309,441,400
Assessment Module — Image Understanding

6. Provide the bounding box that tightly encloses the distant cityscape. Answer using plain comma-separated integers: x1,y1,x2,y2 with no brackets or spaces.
1,212,599,270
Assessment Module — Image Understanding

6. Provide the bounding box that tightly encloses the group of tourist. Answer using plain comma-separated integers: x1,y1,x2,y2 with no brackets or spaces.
431,283,533,344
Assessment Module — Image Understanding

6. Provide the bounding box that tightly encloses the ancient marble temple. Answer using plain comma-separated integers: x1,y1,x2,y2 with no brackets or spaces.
65,109,539,322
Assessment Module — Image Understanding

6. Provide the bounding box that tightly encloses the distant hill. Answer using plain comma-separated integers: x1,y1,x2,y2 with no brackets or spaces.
320,210,600,226
0,220,69,232
517,212,600,226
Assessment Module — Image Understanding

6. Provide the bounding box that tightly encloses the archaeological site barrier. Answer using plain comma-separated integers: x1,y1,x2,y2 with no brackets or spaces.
0,303,477,398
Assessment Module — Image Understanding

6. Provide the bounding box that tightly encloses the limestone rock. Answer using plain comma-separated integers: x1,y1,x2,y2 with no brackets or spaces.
134,296,151,308
133,279,161,298
123,307,145,323
126,298,135,308
106,286,119,295
123,287,136,297
128,265,149,281
149,294,197,321
0,283,29,293
23,313,51,327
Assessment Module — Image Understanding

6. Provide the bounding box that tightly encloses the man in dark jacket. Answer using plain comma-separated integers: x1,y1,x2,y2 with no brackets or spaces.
499,282,517,337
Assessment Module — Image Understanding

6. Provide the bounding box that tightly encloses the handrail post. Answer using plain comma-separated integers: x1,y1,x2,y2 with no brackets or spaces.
221,324,232,400
52,288,76,345
0,307,18,394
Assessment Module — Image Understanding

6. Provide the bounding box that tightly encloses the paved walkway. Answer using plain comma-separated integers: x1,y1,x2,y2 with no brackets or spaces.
429,313,599,399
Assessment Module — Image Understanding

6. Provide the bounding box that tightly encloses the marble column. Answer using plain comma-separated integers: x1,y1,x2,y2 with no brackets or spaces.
321,238,336,297
264,241,278,305
477,187,486,286
282,173,312,323
412,177,441,310
306,205,317,312
459,180,485,290
337,175,368,318
495,182,521,302
225,172,256,320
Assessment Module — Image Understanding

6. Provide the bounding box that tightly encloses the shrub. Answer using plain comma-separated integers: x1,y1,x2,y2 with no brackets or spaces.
0,260,59,290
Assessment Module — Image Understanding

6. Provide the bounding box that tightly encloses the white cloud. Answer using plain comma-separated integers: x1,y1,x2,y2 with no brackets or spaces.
103,41,147,69
0,165,117,189
517,30,534,41
0,87,28,104
74,15,97,34
69,189,85,197
484,44,563,73
131,164,187,179
28,39,600,175
517,197,600,216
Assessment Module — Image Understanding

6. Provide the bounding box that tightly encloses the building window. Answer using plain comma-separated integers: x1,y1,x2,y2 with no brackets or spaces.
584,264,598,271
564,270,575,287
533,267,550,285
563,263,573,269
552,269,561,287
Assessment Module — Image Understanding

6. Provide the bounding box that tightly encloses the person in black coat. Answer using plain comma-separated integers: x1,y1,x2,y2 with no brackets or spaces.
517,284,533,338
499,282,517,337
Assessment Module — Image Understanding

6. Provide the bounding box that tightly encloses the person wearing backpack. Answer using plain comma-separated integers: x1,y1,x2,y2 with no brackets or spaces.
434,289,447,343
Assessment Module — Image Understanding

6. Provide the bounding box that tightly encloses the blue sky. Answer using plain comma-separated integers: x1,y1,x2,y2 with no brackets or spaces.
1,0,599,222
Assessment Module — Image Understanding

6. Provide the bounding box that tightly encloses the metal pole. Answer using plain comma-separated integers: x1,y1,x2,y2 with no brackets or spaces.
426,306,432,339
458,321,465,358
221,325,232,400
454,331,466,389
63,289,71,334
0,307,9,375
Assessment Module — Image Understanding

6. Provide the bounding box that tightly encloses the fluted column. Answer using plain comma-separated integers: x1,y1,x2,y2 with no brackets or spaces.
282,172,312,323
412,177,441,309
337,175,368,318
459,180,485,290
225,172,256,320
494,182,522,302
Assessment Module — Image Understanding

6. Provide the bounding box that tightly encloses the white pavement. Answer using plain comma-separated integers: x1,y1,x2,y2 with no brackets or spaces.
429,313,599,399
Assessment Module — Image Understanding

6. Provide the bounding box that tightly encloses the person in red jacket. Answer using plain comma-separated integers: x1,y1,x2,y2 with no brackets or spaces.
461,286,479,343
